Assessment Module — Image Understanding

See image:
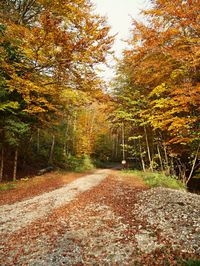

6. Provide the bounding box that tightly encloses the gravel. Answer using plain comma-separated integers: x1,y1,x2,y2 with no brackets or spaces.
1,172,200,265
0,169,108,234
25,203,135,266
134,187,200,255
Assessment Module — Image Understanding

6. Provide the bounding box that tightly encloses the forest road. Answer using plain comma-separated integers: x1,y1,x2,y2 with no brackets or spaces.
0,169,109,235
0,169,200,265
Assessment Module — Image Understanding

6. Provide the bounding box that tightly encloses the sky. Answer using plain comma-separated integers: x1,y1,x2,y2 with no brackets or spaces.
91,0,150,82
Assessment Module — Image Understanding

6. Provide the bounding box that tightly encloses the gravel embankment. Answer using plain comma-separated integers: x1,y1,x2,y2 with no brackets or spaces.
134,187,200,255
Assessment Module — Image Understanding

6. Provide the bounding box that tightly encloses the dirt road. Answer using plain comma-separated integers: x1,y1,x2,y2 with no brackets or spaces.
0,169,108,234
0,170,199,265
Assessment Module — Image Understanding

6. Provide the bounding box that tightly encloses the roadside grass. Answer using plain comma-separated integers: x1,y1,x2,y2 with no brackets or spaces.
116,170,147,188
122,170,186,190
179,259,200,266
0,183,17,191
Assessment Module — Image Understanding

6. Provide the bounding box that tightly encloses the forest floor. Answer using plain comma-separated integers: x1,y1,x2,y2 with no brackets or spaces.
0,169,200,265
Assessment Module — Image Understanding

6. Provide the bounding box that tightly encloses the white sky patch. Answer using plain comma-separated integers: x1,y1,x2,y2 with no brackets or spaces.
92,0,150,82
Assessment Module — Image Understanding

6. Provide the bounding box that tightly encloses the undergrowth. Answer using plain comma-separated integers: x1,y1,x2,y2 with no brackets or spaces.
123,170,186,190
65,155,95,172
0,183,17,191
180,259,200,266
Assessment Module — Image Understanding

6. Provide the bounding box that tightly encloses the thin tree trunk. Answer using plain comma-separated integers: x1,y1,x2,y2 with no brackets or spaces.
122,123,125,160
0,147,4,182
66,117,72,156
182,165,187,184
186,144,200,184
177,159,187,184
63,121,69,157
139,140,146,172
72,113,77,154
112,133,115,159
22,136,33,169
63,142,67,157
177,164,183,181
13,148,18,181
144,126,153,171
89,111,96,137
49,135,55,164
115,131,119,159
163,143,170,175
37,128,40,153
157,144,164,172
170,157,176,176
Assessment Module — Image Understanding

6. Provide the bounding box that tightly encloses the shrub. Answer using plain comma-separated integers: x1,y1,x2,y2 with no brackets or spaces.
64,155,94,172
74,155,94,172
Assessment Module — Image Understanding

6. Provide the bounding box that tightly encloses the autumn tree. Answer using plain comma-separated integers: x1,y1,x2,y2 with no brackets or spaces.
113,0,200,183
0,0,114,180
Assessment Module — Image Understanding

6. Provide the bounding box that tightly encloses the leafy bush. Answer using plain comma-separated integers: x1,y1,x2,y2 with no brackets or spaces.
64,155,94,172
75,155,95,172
123,170,186,190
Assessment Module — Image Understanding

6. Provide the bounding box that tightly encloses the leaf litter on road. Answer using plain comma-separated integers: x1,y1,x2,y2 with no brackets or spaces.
0,170,200,265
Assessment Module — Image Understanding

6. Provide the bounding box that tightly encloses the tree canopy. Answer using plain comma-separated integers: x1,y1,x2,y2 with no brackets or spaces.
0,0,114,180
112,0,200,183
0,0,199,185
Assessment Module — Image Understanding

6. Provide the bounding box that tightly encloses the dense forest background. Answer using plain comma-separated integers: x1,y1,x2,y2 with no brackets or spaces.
0,0,199,185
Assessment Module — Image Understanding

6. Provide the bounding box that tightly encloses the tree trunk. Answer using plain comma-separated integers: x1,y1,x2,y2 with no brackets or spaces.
144,126,153,171
157,144,164,172
170,157,176,176
139,140,146,172
177,159,187,183
163,143,170,175
111,133,115,160
13,148,18,181
63,142,67,157
49,135,55,164
122,123,125,160
37,128,40,153
0,147,4,182
186,144,200,184
63,122,69,157
89,111,96,137
113,130,119,159
72,113,77,154
115,130,119,159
